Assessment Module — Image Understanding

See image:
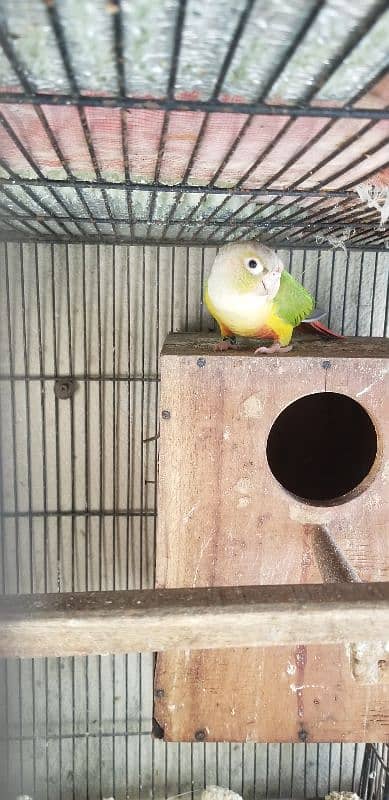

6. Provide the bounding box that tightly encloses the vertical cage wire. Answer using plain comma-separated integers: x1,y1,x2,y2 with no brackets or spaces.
0,2,389,797
359,745,389,800
0,242,388,799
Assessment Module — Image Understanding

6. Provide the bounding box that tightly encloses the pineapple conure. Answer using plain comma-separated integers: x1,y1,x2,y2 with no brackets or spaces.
205,241,342,353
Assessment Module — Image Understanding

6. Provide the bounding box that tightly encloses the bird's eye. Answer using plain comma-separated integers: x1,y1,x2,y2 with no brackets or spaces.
248,259,257,269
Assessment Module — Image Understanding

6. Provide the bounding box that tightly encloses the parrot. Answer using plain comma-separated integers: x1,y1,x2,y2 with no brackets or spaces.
204,241,342,353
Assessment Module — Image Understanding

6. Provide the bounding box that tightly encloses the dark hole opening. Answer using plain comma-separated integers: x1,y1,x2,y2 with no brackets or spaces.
266,392,377,504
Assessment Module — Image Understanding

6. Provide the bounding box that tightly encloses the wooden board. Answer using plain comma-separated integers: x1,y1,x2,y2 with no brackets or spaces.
2,583,389,659
155,333,389,742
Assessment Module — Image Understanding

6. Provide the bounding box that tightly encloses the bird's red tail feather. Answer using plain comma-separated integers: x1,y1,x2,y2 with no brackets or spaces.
305,320,344,338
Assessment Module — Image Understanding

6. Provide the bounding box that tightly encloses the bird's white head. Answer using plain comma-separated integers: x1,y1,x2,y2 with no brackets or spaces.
209,241,284,299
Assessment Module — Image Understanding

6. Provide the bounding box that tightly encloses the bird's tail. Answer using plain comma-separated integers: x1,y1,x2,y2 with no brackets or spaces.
303,319,344,338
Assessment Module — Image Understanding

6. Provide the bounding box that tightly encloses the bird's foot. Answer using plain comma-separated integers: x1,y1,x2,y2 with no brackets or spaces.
214,336,239,352
214,339,239,351
254,342,293,354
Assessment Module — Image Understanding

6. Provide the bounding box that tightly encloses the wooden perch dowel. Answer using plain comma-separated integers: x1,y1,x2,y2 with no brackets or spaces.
308,525,361,583
0,582,388,659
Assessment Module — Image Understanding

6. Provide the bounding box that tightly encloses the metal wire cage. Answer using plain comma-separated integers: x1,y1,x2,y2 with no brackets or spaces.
0,241,388,800
359,746,389,800
0,1,389,799
0,0,388,249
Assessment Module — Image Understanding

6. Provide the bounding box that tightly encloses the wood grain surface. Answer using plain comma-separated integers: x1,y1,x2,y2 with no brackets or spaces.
2,583,388,658
155,333,389,742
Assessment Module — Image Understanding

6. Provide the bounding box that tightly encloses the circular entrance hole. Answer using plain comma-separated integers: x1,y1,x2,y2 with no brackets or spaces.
266,392,378,505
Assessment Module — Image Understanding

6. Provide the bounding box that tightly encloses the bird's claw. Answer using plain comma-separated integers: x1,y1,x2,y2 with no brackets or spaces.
214,340,239,351
254,342,293,354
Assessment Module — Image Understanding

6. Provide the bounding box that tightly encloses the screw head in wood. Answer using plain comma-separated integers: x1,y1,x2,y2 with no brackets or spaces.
161,410,171,419
54,378,77,399
197,358,206,368
194,729,207,742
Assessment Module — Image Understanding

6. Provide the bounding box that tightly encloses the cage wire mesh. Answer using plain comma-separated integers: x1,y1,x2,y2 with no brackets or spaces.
0,0,388,247
0,0,389,799
0,244,388,800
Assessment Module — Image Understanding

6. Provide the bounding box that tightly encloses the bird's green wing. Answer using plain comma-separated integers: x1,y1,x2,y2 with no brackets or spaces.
273,270,314,327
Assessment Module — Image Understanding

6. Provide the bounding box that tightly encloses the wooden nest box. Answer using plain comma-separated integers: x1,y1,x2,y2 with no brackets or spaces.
155,333,389,743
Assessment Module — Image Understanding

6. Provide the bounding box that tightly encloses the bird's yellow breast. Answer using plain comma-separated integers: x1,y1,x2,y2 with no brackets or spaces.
205,282,292,344
205,281,270,337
